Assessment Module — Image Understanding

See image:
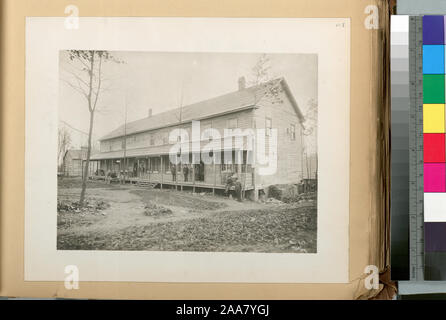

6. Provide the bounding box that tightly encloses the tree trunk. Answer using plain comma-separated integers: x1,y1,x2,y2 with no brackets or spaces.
305,152,310,179
315,153,318,179
79,51,96,206
79,111,95,206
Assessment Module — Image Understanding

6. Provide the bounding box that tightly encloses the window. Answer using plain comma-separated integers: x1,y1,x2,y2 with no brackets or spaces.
121,139,126,149
228,118,238,129
149,157,160,172
202,123,213,141
221,150,236,172
149,134,154,146
290,124,296,141
126,136,134,145
162,134,168,145
162,155,172,173
265,117,272,136
242,150,253,173
221,163,235,172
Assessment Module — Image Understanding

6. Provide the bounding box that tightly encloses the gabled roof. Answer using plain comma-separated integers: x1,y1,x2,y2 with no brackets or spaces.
100,78,304,141
64,149,87,160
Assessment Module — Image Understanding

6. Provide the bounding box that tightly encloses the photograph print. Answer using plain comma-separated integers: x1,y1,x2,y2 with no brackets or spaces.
57,51,318,253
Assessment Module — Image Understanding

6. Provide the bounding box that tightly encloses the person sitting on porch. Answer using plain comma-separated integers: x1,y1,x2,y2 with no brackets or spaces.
183,164,189,182
105,170,111,184
119,170,125,184
234,178,242,202
225,172,237,197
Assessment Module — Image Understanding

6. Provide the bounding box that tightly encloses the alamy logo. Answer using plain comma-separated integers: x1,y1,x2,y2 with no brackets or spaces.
168,120,278,175
364,5,379,30
364,265,379,290
64,5,79,30
64,265,79,290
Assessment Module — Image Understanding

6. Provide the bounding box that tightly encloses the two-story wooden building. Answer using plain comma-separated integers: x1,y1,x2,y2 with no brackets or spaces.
90,77,305,199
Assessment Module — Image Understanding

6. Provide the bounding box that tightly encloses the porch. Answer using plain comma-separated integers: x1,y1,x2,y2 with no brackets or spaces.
90,150,255,192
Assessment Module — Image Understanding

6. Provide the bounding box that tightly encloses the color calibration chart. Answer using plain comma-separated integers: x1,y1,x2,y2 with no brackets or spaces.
391,15,446,281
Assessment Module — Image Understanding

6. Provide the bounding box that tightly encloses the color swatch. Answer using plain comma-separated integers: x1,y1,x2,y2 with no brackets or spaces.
423,16,446,195
423,15,446,280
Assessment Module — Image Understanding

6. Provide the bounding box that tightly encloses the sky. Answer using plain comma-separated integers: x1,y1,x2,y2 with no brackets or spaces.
59,51,318,148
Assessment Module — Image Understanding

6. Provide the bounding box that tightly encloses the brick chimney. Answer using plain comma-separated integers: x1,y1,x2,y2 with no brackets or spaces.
238,76,246,91
148,108,152,118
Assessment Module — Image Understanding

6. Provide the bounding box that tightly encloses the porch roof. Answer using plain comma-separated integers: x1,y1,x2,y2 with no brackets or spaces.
90,144,250,160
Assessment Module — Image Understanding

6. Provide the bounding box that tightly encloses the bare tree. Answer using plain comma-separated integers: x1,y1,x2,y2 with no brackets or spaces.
302,98,318,179
58,126,72,172
248,54,272,86
62,50,123,206
247,54,284,105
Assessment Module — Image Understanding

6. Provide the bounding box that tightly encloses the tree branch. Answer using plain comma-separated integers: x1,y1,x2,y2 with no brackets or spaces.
92,54,103,112
60,78,89,100
73,54,92,72
87,52,95,113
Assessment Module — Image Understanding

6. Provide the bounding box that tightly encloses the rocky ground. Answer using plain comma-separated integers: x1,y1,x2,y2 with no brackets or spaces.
57,177,317,253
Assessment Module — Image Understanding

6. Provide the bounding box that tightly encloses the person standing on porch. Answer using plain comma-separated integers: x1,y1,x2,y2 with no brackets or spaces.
171,163,177,182
183,164,189,182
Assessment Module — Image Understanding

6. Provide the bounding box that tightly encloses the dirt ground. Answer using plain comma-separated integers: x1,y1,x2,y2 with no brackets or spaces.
57,177,317,253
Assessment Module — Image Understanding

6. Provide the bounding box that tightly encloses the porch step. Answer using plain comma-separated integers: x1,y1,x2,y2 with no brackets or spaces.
137,180,158,188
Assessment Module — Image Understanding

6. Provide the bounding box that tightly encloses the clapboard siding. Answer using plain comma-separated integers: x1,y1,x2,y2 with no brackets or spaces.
253,89,304,187
64,157,83,176
100,109,255,152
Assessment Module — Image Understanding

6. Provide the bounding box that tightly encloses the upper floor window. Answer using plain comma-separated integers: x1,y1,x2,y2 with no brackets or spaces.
149,134,154,146
202,123,213,141
265,117,272,136
290,124,296,141
228,118,238,129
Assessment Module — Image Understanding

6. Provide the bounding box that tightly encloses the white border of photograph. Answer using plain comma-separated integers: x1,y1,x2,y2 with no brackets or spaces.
25,17,350,283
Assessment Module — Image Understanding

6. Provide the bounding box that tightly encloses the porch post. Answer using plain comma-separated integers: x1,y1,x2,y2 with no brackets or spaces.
148,157,150,181
252,142,258,201
213,152,216,195
243,151,248,200
192,153,196,193
160,155,163,190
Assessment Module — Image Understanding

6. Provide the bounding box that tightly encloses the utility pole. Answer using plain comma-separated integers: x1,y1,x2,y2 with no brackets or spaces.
123,94,128,173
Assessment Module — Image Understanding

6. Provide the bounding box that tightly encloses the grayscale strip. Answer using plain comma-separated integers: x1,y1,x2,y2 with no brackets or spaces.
391,15,411,280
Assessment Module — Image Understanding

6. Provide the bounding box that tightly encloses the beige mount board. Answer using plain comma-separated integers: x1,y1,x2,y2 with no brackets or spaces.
0,0,390,299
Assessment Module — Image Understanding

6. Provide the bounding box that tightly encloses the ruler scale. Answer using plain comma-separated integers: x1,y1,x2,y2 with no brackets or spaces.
408,16,424,281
